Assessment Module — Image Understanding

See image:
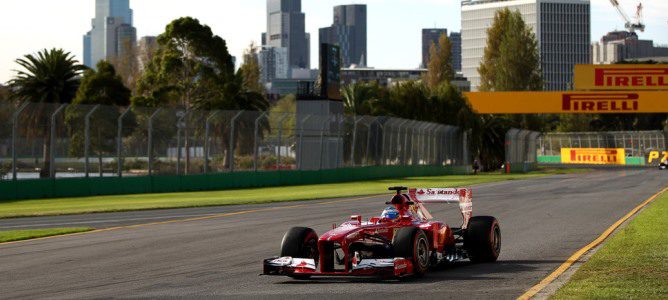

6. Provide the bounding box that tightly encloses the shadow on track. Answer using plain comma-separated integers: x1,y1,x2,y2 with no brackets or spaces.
276,259,562,285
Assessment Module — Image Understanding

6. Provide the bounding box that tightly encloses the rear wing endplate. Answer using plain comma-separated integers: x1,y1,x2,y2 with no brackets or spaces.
409,188,473,229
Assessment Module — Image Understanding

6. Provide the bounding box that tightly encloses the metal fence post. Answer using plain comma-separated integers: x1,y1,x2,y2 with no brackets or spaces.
403,121,412,166
253,112,268,172
49,104,67,178
229,111,243,173
420,124,431,165
147,108,162,177
276,113,288,171
350,116,363,167
203,111,220,174
11,102,29,181
297,114,312,170
366,118,382,166
394,120,408,165
175,110,189,175
378,122,386,166
84,105,100,178
364,117,378,167
319,116,334,170
426,124,436,165
334,115,344,168
411,123,421,165
117,107,131,178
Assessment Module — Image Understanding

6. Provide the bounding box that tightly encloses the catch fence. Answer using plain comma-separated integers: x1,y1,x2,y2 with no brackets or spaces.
538,131,667,165
505,129,541,172
0,101,468,181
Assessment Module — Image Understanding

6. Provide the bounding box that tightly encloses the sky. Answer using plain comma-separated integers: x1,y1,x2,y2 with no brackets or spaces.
1,0,667,84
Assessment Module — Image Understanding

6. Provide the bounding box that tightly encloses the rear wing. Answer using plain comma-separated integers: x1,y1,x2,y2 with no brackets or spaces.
409,188,473,229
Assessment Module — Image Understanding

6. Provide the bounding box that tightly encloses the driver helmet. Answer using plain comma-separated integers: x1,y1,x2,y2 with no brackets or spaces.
381,206,400,221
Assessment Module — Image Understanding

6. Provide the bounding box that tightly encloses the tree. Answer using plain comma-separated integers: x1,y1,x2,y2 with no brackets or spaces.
0,85,12,149
8,48,85,178
233,45,270,157
425,33,455,90
473,8,544,168
469,115,511,171
269,94,296,134
341,82,383,115
478,8,542,91
136,17,269,171
108,40,139,93
136,17,236,172
375,81,430,120
238,42,264,94
0,84,8,101
65,61,132,176
136,17,236,109
557,115,593,132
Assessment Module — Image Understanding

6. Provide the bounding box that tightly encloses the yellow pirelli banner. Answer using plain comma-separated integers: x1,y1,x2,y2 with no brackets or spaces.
561,148,626,165
464,91,668,114
574,64,668,91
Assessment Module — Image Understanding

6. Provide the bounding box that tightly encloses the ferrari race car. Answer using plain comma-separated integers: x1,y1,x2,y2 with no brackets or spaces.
262,186,501,279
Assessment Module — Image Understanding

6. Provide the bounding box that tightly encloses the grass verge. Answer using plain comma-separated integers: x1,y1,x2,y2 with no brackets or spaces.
0,228,94,243
0,169,583,219
552,191,668,299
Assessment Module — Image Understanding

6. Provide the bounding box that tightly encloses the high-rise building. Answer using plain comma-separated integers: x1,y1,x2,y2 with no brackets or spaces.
83,0,136,68
422,29,462,72
342,68,471,91
461,0,591,91
421,28,448,68
319,4,367,68
83,32,92,67
592,31,668,64
450,32,462,72
259,46,290,83
263,0,310,69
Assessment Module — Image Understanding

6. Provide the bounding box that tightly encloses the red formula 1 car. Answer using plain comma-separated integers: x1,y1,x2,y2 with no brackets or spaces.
262,186,501,279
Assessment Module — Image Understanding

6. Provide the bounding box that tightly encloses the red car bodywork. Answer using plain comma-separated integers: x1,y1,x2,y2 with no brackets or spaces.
263,187,482,278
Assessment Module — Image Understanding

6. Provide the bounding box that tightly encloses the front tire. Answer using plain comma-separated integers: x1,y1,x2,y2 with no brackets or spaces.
465,216,501,263
280,227,319,279
393,227,430,276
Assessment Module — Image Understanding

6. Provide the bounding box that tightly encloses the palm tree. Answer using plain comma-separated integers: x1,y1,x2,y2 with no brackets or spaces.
342,82,380,115
9,48,85,178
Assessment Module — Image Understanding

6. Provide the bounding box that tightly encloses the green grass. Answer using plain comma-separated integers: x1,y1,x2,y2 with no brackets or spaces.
0,228,94,243
0,168,588,219
552,191,668,300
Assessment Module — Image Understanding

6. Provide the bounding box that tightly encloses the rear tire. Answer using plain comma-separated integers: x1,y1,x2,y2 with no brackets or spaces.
465,216,501,263
280,227,318,279
393,227,430,276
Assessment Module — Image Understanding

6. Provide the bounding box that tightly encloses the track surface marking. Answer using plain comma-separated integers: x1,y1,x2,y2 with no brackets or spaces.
0,170,665,299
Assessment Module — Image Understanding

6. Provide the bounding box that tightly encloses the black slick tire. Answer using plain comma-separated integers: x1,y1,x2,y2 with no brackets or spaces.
464,216,501,263
392,227,430,277
280,227,319,279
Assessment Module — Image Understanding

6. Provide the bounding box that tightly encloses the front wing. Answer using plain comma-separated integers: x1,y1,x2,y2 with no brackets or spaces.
263,257,414,278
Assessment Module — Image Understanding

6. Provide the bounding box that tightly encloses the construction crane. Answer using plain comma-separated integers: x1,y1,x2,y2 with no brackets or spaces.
609,0,646,33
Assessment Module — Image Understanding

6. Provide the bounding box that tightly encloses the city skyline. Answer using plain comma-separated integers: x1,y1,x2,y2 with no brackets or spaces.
320,4,368,68
84,0,136,68
462,0,591,91
1,0,668,83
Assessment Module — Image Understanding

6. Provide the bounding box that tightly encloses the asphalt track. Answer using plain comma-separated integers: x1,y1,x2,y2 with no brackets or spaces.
0,169,666,299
